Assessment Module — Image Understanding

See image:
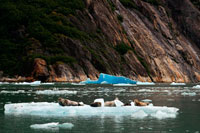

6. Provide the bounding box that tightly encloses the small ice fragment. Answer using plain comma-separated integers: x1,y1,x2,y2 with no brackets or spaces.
141,99,152,102
35,90,77,95
193,85,200,89
181,92,196,96
170,82,186,85
113,84,136,86
30,122,74,130
136,81,155,85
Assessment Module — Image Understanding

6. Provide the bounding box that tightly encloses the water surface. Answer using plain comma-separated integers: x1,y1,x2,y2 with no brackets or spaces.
0,83,200,132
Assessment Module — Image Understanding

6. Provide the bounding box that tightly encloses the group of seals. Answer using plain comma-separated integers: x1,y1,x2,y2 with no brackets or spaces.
58,97,149,107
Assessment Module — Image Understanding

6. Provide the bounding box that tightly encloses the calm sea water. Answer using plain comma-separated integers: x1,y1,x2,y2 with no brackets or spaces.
0,83,200,133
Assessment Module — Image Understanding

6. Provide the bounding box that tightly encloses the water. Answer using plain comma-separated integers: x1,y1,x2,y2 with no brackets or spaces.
0,83,200,133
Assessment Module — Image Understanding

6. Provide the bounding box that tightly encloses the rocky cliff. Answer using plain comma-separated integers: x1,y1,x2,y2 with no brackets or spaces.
0,0,200,82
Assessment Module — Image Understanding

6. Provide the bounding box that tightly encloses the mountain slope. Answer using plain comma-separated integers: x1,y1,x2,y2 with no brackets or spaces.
0,0,200,82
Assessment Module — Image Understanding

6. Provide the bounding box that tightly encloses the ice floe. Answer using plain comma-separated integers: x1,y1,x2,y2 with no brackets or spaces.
141,99,152,102
30,122,74,130
36,90,77,95
136,82,155,85
170,82,186,85
0,90,26,94
13,81,54,86
181,92,196,96
193,85,200,89
4,102,179,119
113,84,136,86
80,73,137,84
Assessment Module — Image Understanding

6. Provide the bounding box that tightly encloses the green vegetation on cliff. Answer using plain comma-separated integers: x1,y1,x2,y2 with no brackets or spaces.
0,0,86,76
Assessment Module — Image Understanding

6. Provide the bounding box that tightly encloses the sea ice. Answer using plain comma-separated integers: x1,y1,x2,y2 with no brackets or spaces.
0,90,25,94
30,122,74,130
193,85,200,89
181,92,196,96
170,82,186,85
136,82,155,85
80,73,137,84
4,102,179,119
14,81,41,86
36,90,77,95
113,84,136,86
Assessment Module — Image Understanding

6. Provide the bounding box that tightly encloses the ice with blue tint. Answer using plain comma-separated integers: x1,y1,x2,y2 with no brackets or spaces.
80,73,137,84
30,122,74,130
4,102,179,119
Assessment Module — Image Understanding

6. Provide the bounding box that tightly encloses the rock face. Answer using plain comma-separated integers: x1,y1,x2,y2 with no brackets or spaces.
44,0,200,82
2,0,200,83
32,58,49,82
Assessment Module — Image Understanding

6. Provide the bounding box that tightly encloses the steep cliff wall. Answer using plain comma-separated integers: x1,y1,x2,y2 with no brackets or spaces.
0,0,200,82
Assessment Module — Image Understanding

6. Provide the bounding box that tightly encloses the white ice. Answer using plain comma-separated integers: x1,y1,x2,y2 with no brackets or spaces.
181,92,196,96
4,102,179,119
193,85,200,89
14,81,41,86
0,90,26,94
142,99,152,102
170,82,186,85
30,122,74,130
136,82,155,85
36,90,77,95
113,84,136,86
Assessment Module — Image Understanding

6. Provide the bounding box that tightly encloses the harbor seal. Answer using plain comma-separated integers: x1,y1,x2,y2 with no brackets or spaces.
90,98,122,107
134,99,149,106
58,98,84,106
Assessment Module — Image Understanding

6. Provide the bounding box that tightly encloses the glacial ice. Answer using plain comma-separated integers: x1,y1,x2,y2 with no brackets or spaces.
80,73,137,84
30,122,74,130
193,85,200,89
170,82,186,85
4,102,179,119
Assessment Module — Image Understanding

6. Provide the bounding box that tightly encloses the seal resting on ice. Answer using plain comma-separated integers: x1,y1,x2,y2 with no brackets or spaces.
90,98,123,107
58,98,84,106
134,99,149,106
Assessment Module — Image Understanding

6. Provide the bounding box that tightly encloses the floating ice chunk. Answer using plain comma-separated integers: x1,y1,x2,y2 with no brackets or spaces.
170,82,186,85
41,83,54,85
113,84,136,86
35,90,77,95
0,90,25,94
0,82,9,84
181,92,196,96
30,122,74,130
142,99,152,102
4,102,179,119
136,82,155,85
193,85,200,89
80,73,137,84
71,83,85,85
138,89,157,92
15,81,41,86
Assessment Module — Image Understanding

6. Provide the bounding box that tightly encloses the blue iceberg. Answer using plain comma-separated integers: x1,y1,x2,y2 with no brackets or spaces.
80,73,137,84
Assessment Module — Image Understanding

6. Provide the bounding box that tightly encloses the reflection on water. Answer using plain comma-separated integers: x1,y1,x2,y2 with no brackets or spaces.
0,83,200,132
